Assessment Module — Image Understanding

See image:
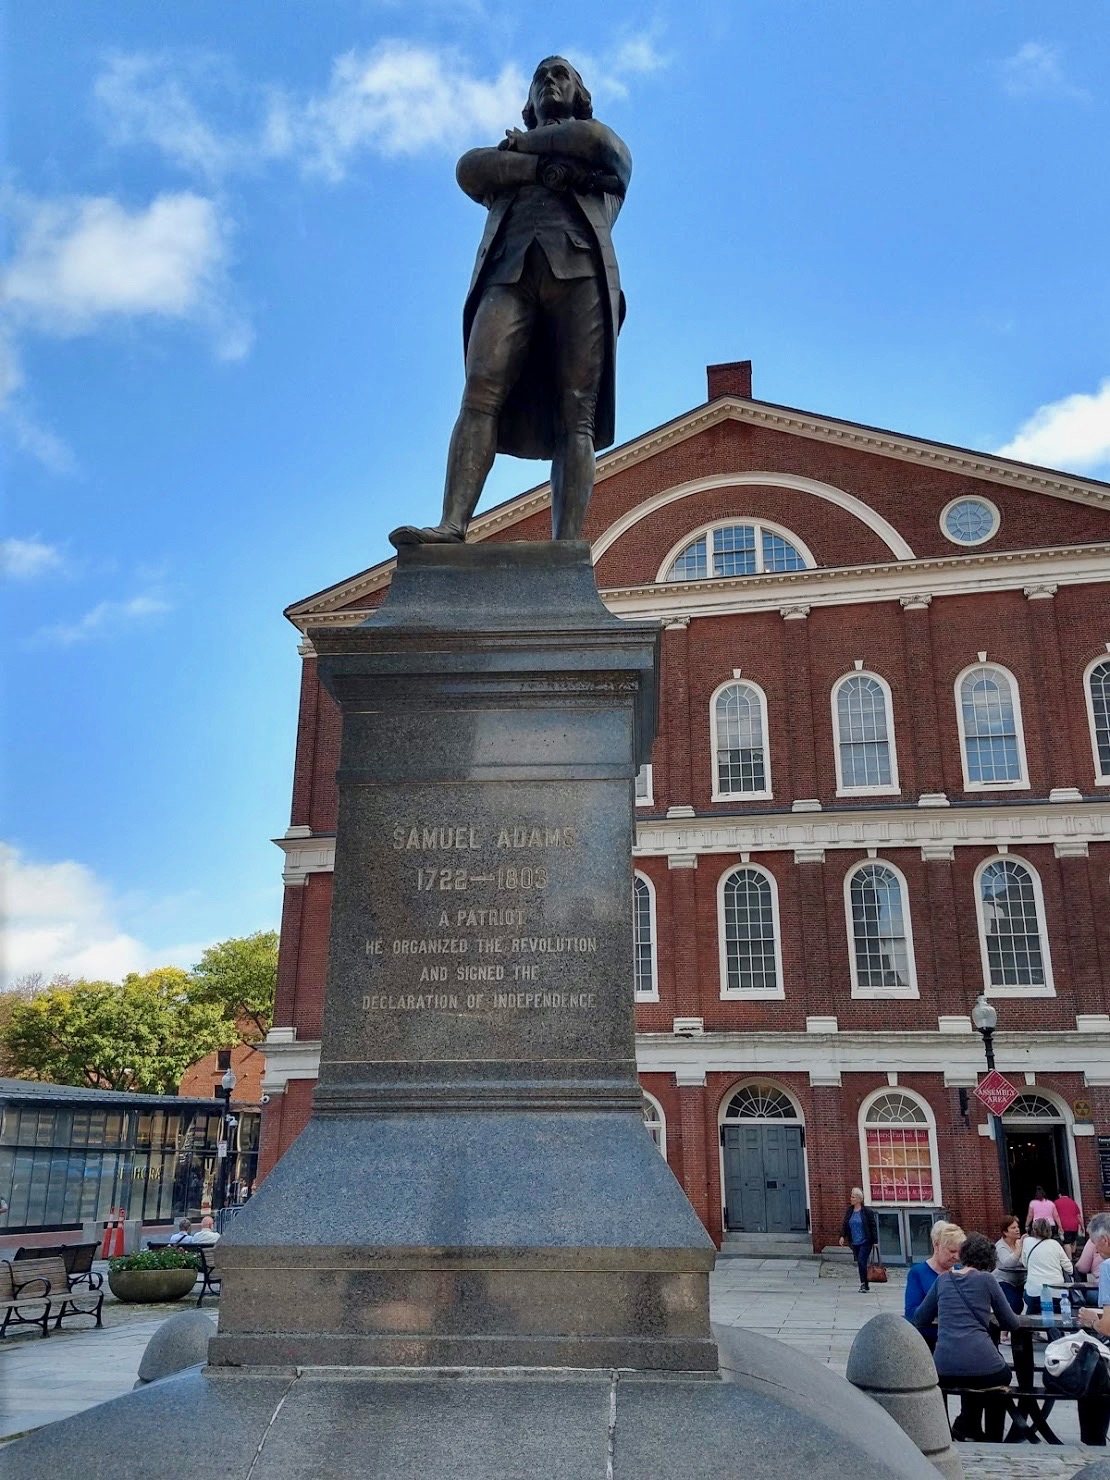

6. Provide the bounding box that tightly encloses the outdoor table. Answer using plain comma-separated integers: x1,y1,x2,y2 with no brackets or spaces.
1009,1311,1085,1444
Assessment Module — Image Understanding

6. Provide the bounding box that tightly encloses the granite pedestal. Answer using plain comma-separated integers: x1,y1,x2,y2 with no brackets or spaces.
2,544,937,1477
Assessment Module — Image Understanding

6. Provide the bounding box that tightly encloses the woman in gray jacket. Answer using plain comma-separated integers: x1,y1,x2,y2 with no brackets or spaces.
914,1231,1021,1441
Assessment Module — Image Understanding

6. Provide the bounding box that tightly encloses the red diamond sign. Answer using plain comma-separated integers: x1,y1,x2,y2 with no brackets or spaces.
974,1070,1019,1116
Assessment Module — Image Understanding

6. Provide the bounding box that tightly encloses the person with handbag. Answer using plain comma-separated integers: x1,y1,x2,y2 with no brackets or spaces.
839,1186,879,1293
913,1231,1021,1442
905,1221,964,1350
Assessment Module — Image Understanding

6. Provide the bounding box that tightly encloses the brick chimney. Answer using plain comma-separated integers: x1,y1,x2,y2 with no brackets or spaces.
706,360,752,401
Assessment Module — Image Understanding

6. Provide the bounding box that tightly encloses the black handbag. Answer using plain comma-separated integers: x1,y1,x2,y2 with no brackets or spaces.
1044,1335,1110,1399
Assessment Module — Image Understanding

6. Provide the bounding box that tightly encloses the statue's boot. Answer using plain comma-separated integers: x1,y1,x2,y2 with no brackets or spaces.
388,523,466,549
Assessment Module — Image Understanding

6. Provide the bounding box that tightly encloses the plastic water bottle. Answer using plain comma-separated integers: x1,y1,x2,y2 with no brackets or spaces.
1040,1287,1056,1328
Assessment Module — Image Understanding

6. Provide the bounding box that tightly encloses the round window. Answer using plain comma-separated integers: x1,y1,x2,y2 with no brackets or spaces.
941,497,999,546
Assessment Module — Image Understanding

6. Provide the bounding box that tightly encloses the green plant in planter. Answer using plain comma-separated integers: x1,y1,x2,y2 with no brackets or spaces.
109,1249,201,1273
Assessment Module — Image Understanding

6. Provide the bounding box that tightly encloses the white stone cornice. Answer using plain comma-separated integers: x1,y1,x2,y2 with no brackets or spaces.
780,603,811,620
597,543,1110,624
297,637,317,657
920,842,955,861
793,847,825,864
664,615,692,630
1024,583,1058,600
260,1029,324,1094
900,594,933,610
635,1028,1110,1078
256,1025,1110,1093
634,801,1110,859
273,829,336,885
1054,839,1090,858
667,852,699,870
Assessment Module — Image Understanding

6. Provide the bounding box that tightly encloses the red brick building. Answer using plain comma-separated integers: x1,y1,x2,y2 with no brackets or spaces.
263,362,1110,1260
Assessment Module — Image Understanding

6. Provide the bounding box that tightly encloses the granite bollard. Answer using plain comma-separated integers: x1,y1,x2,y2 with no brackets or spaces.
846,1312,963,1478
134,1309,217,1387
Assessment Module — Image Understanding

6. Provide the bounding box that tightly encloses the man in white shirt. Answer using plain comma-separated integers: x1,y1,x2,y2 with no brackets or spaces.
184,1215,220,1247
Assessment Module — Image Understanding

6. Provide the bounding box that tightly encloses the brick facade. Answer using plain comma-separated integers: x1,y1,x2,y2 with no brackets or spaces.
264,365,1110,1258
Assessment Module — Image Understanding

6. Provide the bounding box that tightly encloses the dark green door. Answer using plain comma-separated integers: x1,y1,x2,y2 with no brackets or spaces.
723,1124,807,1233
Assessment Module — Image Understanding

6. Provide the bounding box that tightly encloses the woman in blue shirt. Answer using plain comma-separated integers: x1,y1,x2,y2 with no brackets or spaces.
839,1187,880,1292
905,1221,964,1349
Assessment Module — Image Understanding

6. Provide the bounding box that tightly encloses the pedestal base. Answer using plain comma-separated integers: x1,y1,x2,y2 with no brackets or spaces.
3,1327,938,1480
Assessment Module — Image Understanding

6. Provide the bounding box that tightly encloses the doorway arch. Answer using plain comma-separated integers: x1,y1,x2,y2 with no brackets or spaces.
1002,1091,1079,1223
718,1079,809,1235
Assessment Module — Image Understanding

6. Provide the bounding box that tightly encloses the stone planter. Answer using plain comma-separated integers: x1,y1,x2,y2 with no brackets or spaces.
108,1266,198,1304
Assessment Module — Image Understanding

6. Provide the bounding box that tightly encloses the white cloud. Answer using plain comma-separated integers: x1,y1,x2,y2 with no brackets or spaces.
995,380,1110,475
999,42,1090,101
95,53,242,179
0,334,77,474
1,538,64,580
266,43,526,178
92,35,669,185
0,842,208,988
32,591,172,646
3,191,249,360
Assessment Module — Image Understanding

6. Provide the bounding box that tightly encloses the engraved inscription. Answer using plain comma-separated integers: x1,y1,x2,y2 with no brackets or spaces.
364,816,600,1018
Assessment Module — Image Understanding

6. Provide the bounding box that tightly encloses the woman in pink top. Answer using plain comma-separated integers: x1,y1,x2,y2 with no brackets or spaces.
1053,1192,1084,1256
1076,1233,1103,1288
1025,1185,1059,1233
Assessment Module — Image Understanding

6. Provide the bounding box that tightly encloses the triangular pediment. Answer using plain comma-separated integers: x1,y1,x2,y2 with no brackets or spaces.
285,394,1110,626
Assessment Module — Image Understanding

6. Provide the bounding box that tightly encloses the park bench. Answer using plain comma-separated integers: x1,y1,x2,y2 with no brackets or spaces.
14,1241,103,1289
11,1256,104,1332
940,1382,1073,1445
194,1247,221,1306
0,1260,52,1339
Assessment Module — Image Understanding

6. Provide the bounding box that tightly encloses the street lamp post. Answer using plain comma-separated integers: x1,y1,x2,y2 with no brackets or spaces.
214,1067,238,1218
971,995,1012,1211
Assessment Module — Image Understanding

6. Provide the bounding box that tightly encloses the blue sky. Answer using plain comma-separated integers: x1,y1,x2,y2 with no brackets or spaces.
3,1,1108,987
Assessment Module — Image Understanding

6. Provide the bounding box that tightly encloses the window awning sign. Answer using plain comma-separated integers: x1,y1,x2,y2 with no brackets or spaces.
974,1070,1019,1116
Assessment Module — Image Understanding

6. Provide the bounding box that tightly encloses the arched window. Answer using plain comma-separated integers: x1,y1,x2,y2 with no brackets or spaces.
633,873,658,1000
718,865,783,998
722,1083,799,1120
860,1090,939,1206
1004,1094,1062,1121
845,862,917,996
663,521,811,582
976,856,1053,993
957,664,1028,788
712,681,771,798
833,674,898,793
1086,657,1110,783
642,1093,667,1158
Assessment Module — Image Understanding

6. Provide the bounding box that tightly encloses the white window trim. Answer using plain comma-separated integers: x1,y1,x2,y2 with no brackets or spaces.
832,670,901,797
710,677,773,801
657,517,816,584
717,861,785,1001
718,1078,805,1125
635,762,655,806
974,852,1056,998
633,870,659,1001
843,858,919,999
939,494,1001,548
641,1088,667,1159
1083,655,1110,787
858,1085,942,1209
954,661,1031,792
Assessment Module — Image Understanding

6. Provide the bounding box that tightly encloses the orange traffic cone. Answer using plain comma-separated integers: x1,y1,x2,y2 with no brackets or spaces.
100,1207,116,1258
112,1207,126,1257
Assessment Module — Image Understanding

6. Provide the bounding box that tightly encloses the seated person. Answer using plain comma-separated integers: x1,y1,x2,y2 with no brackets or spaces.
905,1221,964,1350
914,1231,1020,1442
993,1215,1026,1315
183,1215,220,1247
167,1218,193,1246
1022,1218,1072,1328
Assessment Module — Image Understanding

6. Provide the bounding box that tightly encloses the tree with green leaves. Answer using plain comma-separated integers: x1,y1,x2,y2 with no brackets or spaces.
189,930,278,1040
0,970,230,1094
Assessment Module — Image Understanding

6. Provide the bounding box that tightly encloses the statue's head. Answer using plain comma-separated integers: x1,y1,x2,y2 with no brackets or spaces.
523,57,592,129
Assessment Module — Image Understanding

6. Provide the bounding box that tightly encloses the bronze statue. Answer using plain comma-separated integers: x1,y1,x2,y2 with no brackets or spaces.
389,57,631,548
